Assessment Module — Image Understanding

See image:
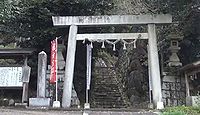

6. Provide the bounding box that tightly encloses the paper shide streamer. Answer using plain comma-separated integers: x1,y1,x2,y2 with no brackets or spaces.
82,34,141,51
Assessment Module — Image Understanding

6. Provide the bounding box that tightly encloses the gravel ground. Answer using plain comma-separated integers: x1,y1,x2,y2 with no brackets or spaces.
0,108,82,115
0,107,159,115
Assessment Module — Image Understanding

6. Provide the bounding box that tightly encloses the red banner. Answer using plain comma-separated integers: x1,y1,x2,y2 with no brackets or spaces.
50,38,57,84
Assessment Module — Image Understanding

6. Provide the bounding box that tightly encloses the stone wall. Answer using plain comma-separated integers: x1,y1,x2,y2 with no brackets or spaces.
161,70,186,107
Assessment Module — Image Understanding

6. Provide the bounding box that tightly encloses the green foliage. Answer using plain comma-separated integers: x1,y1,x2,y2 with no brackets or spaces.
162,111,185,115
2,0,114,103
2,0,114,49
162,106,200,115
0,0,19,22
179,7,200,64
148,0,200,64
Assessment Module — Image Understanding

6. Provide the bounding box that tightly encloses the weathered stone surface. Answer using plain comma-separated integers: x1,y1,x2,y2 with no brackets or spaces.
52,14,172,26
37,51,47,98
15,103,27,107
148,24,163,109
62,25,78,108
186,96,200,107
29,98,50,107
8,99,15,106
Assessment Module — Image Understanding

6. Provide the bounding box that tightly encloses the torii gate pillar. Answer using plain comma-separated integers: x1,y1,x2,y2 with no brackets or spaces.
148,24,163,109
62,25,78,108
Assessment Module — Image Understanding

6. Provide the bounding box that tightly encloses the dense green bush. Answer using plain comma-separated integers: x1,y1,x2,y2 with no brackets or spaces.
162,106,200,115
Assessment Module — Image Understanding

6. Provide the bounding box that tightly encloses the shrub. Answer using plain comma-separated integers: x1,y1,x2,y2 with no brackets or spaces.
161,106,200,115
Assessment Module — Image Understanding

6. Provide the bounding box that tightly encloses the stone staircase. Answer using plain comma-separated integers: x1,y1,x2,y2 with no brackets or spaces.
91,67,130,108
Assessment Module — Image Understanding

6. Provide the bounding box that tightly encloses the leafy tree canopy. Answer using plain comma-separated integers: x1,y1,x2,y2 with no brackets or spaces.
2,0,113,49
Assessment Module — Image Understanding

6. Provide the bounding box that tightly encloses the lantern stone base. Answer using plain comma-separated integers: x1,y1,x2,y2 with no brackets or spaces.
186,96,200,107
156,102,164,109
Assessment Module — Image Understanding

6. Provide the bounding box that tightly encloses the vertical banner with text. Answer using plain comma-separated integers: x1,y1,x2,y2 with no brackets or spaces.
50,38,57,84
86,44,92,90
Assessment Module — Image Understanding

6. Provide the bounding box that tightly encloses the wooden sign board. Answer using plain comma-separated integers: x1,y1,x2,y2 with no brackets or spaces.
0,67,23,87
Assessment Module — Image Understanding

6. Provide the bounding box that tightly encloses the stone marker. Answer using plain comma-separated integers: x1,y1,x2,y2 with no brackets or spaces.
37,51,47,97
29,51,50,107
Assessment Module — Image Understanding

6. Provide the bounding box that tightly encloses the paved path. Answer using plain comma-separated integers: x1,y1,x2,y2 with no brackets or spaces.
0,107,159,115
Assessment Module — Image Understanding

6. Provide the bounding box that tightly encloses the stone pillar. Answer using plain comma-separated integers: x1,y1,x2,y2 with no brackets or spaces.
29,51,50,107
37,51,47,97
62,25,78,108
148,24,163,109
185,73,190,97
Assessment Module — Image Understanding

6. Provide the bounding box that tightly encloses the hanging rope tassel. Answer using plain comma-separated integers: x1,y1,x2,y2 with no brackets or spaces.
113,44,116,51
123,43,126,50
101,41,105,48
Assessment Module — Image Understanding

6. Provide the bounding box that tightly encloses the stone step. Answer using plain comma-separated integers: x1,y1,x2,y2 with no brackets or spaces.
94,85,119,88
93,88,120,92
93,100,125,105
94,68,115,72
93,102,127,108
94,83,119,86
93,97,123,101
93,93,121,96
95,78,118,82
94,87,119,90
94,84,118,86
93,104,127,108
95,82,118,85
93,93,121,97
94,76,118,79
93,98,124,104
93,105,127,108
91,67,130,108
93,91,120,95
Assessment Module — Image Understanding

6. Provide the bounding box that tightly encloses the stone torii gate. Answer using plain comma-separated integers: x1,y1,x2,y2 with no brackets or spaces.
52,14,172,109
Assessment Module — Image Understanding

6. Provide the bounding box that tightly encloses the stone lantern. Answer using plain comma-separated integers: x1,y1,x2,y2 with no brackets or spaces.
57,39,66,70
167,32,182,67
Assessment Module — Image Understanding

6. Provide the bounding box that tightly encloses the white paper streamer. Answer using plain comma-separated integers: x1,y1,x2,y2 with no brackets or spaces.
123,43,126,50
90,42,93,48
101,41,105,48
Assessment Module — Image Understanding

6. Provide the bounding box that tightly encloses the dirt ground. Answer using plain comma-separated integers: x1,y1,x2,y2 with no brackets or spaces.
0,108,81,115
0,107,159,115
